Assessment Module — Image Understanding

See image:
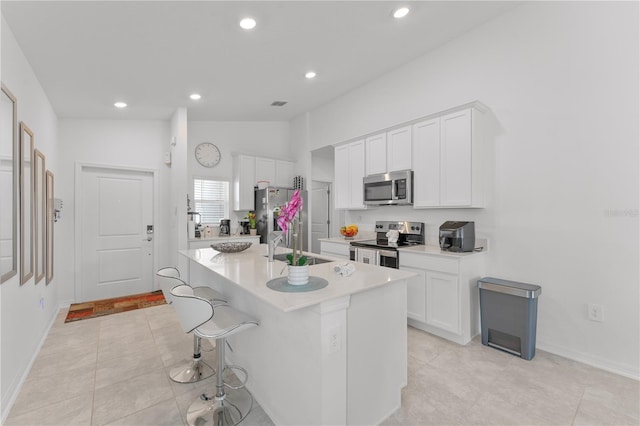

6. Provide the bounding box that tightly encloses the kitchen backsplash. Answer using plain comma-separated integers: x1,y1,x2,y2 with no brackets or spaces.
343,205,491,248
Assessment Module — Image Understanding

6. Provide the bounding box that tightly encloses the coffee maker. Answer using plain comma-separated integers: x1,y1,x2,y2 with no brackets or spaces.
219,219,231,236
439,221,475,252
238,220,250,235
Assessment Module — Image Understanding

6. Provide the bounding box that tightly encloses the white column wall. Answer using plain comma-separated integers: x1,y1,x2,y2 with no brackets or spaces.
296,2,639,378
170,107,188,272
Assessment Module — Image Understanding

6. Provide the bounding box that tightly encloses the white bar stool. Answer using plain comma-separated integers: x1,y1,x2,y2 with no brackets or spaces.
156,267,227,383
170,284,259,426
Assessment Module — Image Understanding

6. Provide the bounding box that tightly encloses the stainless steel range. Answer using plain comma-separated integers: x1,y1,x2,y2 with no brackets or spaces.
349,221,425,269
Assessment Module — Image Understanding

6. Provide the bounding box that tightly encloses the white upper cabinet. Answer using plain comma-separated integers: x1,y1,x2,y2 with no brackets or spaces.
275,160,295,188
255,157,276,185
233,154,296,211
334,140,366,210
386,126,412,172
365,133,387,175
232,154,256,211
334,145,350,209
412,105,485,208
336,101,487,209
349,141,366,208
440,110,472,206
412,118,440,207
365,126,412,176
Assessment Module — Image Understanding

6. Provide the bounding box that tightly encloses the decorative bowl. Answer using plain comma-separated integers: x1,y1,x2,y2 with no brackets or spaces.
340,224,358,239
210,242,252,253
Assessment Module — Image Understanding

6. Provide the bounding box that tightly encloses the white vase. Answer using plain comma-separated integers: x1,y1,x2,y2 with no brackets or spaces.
287,264,309,285
249,228,257,236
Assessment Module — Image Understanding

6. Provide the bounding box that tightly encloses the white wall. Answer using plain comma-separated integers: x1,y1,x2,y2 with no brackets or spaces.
1,17,59,417
170,108,188,269
57,119,172,303
187,121,291,228
296,2,639,377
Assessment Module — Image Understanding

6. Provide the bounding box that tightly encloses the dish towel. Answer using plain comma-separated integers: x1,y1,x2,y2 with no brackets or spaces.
386,230,399,245
334,263,356,277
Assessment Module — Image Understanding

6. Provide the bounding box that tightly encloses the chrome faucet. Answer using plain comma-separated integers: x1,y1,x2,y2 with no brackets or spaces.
268,231,284,262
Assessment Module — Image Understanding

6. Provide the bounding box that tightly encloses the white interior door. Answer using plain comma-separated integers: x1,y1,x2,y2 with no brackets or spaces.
79,166,154,302
311,182,330,254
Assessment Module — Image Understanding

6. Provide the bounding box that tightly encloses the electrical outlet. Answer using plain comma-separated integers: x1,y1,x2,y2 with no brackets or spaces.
328,326,341,353
587,303,604,322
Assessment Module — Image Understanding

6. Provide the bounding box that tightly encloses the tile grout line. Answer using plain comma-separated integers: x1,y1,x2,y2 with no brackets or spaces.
90,316,103,425
570,385,588,426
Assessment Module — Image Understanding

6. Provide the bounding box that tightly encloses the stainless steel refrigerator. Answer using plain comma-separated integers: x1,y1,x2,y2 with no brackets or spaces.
254,187,308,251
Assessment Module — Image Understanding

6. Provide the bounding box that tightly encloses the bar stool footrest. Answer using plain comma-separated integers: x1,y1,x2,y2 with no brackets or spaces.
223,364,249,390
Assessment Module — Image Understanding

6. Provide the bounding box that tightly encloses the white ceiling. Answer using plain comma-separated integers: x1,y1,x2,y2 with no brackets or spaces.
1,1,519,121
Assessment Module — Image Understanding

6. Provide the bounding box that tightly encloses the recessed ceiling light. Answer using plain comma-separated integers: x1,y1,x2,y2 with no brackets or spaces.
190,93,202,100
114,102,127,108
393,7,410,19
240,17,256,30
305,71,317,79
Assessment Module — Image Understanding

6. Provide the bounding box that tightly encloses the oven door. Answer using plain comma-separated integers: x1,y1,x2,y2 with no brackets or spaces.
378,249,398,269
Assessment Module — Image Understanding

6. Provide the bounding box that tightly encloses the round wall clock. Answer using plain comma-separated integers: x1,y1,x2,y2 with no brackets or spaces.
195,142,221,167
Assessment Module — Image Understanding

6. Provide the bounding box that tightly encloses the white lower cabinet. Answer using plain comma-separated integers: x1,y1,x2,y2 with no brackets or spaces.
425,271,459,334
401,265,427,323
319,240,350,260
400,250,485,345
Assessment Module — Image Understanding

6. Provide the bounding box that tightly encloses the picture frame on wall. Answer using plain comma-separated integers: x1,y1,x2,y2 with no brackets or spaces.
20,122,34,285
34,149,46,283
46,170,54,284
0,83,18,283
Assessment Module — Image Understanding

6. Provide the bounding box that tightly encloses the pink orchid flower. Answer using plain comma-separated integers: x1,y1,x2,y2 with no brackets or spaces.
277,189,303,233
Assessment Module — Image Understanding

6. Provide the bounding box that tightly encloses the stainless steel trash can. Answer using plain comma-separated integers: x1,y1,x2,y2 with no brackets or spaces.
477,277,542,360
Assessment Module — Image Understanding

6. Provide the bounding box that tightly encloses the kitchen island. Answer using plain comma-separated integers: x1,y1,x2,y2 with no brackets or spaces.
180,244,415,426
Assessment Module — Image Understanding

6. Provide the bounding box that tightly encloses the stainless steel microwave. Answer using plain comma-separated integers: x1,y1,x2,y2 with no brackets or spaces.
363,170,413,206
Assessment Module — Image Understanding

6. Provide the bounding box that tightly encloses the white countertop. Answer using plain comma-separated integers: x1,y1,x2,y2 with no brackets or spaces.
318,235,375,245
398,244,487,258
188,234,260,243
180,244,415,313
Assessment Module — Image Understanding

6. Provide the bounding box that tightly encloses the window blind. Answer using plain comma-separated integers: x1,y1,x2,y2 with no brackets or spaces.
193,179,229,225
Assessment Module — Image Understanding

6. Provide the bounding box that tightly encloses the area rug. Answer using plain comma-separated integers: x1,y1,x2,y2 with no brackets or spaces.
64,290,166,323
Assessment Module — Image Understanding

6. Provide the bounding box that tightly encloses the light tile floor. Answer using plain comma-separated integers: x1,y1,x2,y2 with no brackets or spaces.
5,304,639,425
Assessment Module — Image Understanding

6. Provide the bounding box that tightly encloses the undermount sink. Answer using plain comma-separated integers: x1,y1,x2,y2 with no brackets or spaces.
267,253,334,265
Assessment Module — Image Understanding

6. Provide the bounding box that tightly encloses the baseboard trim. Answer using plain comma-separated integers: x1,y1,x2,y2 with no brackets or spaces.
58,299,73,309
537,339,640,381
1,306,61,423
